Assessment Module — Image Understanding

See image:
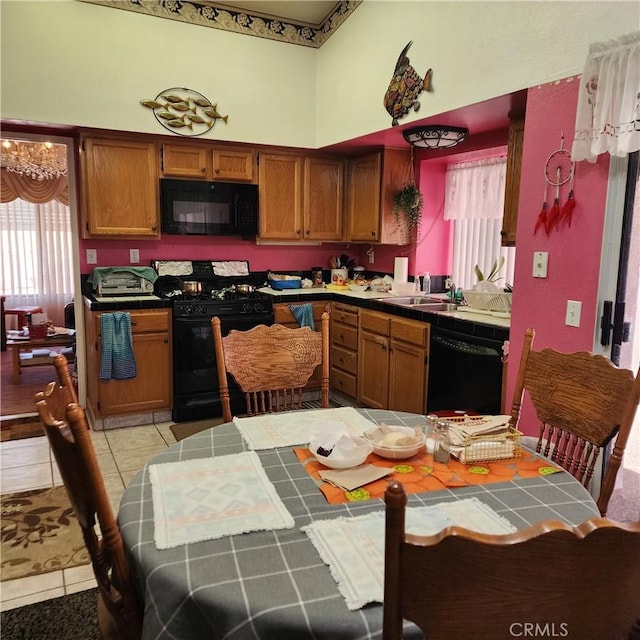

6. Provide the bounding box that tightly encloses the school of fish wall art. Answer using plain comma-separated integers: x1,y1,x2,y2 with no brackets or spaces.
383,41,433,126
140,87,228,136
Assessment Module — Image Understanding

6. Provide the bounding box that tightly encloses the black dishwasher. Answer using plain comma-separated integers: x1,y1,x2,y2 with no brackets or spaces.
426,326,506,415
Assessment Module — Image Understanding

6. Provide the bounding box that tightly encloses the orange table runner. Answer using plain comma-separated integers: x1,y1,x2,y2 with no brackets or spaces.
293,448,561,504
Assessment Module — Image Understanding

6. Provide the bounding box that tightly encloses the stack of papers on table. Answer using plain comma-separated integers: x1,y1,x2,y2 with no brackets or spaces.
233,406,375,450
149,451,294,549
303,498,516,610
447,415,512,446
448,415,515,463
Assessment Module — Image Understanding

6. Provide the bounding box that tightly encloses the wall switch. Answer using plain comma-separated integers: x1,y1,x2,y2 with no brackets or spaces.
129,248,140,263
533,251,548,278
566,300,582,327
86,249,97,264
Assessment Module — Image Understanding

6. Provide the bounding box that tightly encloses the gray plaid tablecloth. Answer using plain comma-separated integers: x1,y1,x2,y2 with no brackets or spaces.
118,409,599,640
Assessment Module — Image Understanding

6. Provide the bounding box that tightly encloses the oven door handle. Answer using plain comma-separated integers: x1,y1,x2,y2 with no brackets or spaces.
432,333,501,357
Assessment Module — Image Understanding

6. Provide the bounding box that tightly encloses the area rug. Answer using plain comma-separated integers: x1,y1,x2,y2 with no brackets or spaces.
1,588,99,640
169,398,344,442
1,486,89,581
0,415,44,442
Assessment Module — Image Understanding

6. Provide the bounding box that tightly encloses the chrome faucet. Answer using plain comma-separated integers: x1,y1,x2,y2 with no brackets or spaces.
445,278,456,302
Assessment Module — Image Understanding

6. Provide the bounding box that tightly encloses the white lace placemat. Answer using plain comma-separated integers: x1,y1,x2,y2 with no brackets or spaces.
233,407,376,450
302,497,516,610
150,451,294,549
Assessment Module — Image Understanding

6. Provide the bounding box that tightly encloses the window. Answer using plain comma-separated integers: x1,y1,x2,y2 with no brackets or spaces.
444,157,516,291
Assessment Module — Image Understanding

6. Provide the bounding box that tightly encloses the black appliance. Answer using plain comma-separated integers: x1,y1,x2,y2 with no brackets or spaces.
160,178,259,237
153,260,273,422
426,325,507,415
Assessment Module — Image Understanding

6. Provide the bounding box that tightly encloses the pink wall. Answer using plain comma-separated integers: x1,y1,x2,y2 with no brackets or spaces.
506,76,611,431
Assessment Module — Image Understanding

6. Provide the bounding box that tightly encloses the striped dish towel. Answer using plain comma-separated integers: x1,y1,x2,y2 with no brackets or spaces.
99,312,137,380
288,303,314,329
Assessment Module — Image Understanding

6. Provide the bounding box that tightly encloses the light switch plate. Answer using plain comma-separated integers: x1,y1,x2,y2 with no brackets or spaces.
130,248,140,263
86,249,97,264
566,300,582,327
533,251,548,278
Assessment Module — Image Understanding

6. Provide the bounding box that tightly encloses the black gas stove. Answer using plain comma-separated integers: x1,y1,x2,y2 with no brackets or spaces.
152,260,275,422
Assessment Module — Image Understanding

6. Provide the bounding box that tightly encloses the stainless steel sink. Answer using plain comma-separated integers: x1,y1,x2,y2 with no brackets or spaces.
412,302,459,312
376,296,457,311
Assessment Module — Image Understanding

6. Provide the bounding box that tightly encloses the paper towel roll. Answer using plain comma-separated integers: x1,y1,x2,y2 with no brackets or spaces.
394,257,409,283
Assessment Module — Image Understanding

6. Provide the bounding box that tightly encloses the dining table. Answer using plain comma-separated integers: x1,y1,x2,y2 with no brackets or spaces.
117,408,600,640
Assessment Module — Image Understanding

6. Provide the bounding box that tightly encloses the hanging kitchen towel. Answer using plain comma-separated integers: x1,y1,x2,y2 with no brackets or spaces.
99,312,137,380
288,303,315,330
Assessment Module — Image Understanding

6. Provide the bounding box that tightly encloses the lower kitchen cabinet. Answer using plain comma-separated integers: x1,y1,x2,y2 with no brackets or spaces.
273,301,331,390
330,302,359,399
85,306,172,417
358,309,429,413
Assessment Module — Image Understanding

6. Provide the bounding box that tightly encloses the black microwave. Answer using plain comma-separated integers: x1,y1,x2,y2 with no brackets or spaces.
160,178,259,236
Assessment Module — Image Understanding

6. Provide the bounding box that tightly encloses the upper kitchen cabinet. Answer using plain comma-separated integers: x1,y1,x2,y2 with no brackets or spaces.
81,136,159,238
501,116,525,246
303,156,344,241
161,143,256,182
346,148,411,243
259,152,303,240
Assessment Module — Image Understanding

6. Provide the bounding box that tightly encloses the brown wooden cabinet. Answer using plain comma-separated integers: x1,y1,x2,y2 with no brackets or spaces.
259,152,344,242
346,148,411,244
330,302,359,399
273,301,330,390
161,143,255,182
81,136,160,237
85,306,172,417
501,116,525,246
357,309,429,413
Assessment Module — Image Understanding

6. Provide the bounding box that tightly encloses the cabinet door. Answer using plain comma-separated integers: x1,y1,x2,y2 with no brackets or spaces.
303,156,344,241
501,117,525,246
347,153,381,242
213,146,255,182
161,143,208,178
378,148,413,245
388,338,427,414
357,330,389,409
97,332,172,415
258,153,303,240
83,137,159,237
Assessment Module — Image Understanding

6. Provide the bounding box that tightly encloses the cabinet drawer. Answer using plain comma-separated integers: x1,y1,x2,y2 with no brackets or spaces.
360,310,390,336
274,302,327,327
331,322,358,351
331,344,357,375
330,367,357,398
332,304,358,327
390,317,429,347
96,310,170,335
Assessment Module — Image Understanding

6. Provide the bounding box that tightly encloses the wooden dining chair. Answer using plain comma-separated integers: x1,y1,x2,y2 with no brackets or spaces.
35,388,143,640
212,311,330,422
383,481,640,640
509,328,640,515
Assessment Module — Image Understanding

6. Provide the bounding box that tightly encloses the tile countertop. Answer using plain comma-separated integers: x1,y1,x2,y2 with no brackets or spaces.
258,287,511,331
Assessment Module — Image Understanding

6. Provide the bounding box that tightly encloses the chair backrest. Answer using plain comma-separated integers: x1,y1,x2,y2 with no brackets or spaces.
510,328,640,515
35,387,142,640
212,311,330,423
383,481,640,640
52,353,78,404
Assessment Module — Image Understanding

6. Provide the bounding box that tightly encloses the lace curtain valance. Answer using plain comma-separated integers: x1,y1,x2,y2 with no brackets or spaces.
0,168,69,205
444,156,507,221
572,31,640,162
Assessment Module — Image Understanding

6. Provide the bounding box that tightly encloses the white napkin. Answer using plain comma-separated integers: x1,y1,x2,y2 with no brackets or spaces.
310,423,372,463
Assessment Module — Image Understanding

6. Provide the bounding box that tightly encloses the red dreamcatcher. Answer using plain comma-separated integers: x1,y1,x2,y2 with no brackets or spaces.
534,135,576,235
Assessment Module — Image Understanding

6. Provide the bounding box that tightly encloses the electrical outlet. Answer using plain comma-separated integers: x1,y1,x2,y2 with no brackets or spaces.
86,249,97,264
566,300,582,327
130,248,140,263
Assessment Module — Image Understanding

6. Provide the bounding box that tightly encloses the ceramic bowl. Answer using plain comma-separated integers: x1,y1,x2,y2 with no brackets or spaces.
312,443,373,469
348,283,369,292
371,432,426,460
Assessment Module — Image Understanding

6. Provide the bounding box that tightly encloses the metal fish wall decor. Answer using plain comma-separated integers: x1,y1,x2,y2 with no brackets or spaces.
140,87,228,136
383,41,432,126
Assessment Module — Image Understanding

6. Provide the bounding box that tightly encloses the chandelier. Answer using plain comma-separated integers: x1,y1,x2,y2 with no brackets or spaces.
1,140,68,181
402,125,469,149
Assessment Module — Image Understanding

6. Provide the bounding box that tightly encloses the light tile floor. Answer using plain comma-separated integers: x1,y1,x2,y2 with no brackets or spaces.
0,419,176,611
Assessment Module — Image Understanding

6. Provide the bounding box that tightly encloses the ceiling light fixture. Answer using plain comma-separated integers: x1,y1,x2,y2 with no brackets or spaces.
402,125,469,149
1,140,68,181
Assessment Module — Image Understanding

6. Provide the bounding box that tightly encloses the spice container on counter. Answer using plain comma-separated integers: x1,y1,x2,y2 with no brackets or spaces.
433,420,452,464
311,267,324,287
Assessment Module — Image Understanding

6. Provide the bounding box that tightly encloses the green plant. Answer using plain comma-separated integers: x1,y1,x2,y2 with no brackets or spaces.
474,256,505,283
393,182,423,241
